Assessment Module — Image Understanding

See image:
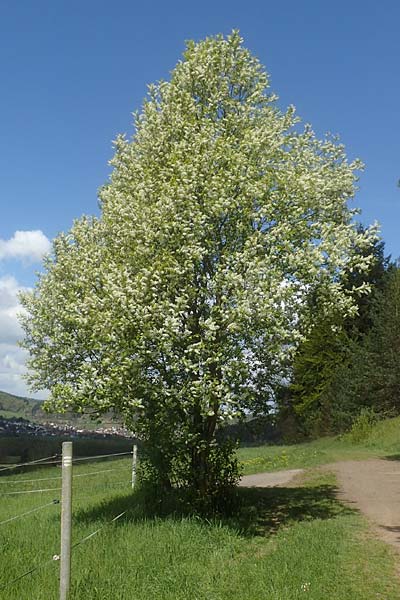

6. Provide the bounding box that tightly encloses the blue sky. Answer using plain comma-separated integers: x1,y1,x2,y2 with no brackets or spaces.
0,0,399,397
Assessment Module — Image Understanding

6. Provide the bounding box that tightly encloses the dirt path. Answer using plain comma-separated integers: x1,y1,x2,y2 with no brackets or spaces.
329,459,400,549
240,459,400,550
239,468,304,488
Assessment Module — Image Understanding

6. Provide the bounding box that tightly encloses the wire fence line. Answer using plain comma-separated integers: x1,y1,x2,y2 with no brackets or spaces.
72,466,130,478
0,466,131,486
0,449,133,475
1,486,62,496
72,450,133,462
0,499,60,527
0,551,60,592
0,442,138,596
0,508,128,593
0,452,134,495
0,468,132,497
0,473,62,484
72,510,127,549
0,454,59,473
72,480,133,502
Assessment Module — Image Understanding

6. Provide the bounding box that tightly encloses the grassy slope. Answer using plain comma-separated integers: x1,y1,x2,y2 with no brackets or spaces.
0,390,43,420
0,389,121,428
238,415,400,475
2,417,400,599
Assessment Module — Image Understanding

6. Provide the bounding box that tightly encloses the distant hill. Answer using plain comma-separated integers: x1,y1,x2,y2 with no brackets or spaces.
0,390,45,421
0,390,121,428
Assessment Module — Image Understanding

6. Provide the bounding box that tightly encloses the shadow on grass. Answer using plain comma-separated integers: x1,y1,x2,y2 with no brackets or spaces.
233,484,355,536
72,482,355,538
382,454,400,461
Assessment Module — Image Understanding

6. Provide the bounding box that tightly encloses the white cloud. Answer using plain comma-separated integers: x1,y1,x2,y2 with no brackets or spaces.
0,276,27,343
0,275,45,398
0,344,37,398
0,230,51,264
0,344,26,375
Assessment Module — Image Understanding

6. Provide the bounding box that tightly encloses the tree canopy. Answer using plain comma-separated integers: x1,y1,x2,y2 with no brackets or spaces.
20,31,377,505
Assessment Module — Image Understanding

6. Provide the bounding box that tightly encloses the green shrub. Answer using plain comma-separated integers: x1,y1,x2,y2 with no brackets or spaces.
347,408,378,443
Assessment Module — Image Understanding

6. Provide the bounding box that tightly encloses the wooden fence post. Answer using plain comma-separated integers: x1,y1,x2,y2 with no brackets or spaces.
60,441,73,600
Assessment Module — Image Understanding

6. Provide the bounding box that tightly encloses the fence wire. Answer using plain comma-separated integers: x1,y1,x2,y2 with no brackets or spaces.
72,510,127,549
1,466,131,486
1,487,62,496
0,510,128,592
0,450,133,474
72,451,132,462
0,454,59,473
0,499,60,527
0,552,60,592
0,444,136,593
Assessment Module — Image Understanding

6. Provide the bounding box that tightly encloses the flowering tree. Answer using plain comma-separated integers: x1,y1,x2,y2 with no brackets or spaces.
20,31,376,505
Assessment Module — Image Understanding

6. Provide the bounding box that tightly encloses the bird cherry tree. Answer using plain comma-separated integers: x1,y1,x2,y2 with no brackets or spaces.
20,31,377,508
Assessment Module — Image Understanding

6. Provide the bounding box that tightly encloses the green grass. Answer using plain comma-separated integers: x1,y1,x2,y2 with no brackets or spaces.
238,414,400,475
238,436,375,475
1,454,400,599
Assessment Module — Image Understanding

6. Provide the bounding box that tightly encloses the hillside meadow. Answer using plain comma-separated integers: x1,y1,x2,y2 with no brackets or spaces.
2,418,400,598
239,414,400,474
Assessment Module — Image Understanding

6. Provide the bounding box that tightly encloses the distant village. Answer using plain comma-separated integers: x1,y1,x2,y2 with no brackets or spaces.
0,416,133,439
